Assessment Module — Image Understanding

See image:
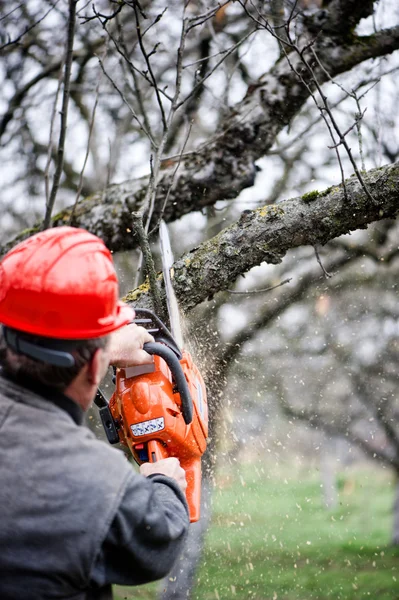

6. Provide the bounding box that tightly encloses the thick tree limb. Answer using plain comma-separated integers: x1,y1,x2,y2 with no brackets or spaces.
325,0,374,33
312,0,375,37
126,161,399,311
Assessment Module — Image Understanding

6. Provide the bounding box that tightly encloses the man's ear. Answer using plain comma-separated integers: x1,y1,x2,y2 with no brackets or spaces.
87,348,104,387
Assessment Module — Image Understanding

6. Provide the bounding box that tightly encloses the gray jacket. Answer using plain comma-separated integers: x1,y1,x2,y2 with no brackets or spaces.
0,373,189,599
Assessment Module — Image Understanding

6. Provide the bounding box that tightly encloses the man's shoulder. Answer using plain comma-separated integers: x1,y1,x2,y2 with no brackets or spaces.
0,372,134,491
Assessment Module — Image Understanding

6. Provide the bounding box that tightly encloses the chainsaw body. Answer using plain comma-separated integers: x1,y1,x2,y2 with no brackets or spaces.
105,310,208,523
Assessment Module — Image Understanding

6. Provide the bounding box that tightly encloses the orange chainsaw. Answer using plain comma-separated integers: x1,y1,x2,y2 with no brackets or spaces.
95,223,208,523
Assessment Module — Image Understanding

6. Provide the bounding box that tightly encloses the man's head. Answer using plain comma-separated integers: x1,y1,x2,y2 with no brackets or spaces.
0,227,134,408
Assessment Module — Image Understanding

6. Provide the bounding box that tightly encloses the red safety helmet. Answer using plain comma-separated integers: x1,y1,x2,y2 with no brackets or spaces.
0,226,134,339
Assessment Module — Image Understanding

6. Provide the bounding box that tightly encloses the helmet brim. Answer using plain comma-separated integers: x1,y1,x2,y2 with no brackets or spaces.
96,301,135,336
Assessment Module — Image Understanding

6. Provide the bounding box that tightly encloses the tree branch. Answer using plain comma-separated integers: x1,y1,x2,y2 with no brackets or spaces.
322,0,375,37
4,20,398,244
43,0,78,229
145,161,399,311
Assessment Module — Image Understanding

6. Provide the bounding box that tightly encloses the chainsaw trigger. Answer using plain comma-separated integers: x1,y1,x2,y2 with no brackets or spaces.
166,407,179,418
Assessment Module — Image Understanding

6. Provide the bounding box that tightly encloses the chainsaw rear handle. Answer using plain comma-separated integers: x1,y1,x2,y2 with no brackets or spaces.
143,341,193,425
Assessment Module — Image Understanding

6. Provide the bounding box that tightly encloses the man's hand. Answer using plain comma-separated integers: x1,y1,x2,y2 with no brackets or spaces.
108,324,154,367
140,457,187,493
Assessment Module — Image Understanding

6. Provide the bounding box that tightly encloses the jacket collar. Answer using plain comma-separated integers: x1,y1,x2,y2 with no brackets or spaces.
0,369,84,425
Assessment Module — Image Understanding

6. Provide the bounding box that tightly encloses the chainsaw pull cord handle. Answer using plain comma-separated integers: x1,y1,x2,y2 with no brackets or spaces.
143,341,193,425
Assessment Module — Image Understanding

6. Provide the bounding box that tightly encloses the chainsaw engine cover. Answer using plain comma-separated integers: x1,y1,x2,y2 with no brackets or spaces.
108,349,208,522
110,351,207,457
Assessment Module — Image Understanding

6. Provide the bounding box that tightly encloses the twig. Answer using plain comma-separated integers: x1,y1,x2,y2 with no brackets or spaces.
141,13,191,233
81,3,123,25
0,3,23,23
314,245,331,279
115,15,154,142
183,41,248,69
43,0,77,230
268,76,381,156
354,96,366,171
175,28,257,110
133,9,191,293
150,119,193,234
0,2,59,51
76,1,92,17
186,2,232,32
308,46,375,200
44,60,65,206
69,46,107,223
327,108,366,149
281,45,349,199
92,7,173,103
227,278,292,294
97,55,157,148
270,0,290,52
134,152,156,289
132,2,167,131
131,212,163,316
240,1,376,203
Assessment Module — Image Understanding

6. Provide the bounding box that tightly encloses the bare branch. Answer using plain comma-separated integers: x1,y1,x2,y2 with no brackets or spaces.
152,119,193,233
44,60,65,205
131,2,167,131
0,2,59,51
131,212,164,317
227,278,292,295
217,251,352,373
328,340,399,452
69,50,105,223
43,0,77,230
313,245,331,279
175,27,258,110
97,54,157,148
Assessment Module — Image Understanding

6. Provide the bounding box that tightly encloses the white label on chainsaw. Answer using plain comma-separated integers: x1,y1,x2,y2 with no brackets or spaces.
195,379,204,420
131,417,165,437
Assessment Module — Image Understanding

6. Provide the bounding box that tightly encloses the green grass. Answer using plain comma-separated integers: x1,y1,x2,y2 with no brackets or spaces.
115,466,399,600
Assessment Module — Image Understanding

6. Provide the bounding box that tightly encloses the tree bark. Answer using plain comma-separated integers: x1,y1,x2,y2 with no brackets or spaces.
158,477,213,599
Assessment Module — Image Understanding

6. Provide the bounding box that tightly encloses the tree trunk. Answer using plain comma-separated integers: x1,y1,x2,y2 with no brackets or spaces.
158,476,213,599
320,436,338,510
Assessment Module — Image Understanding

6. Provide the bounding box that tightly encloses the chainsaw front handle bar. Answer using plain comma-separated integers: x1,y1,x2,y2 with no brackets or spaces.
143,342,193,425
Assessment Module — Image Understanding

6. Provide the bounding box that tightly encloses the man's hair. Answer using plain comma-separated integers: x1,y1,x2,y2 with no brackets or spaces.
0,329,109,392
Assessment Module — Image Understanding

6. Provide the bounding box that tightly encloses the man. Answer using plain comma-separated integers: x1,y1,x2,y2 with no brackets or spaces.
0,226,189,600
